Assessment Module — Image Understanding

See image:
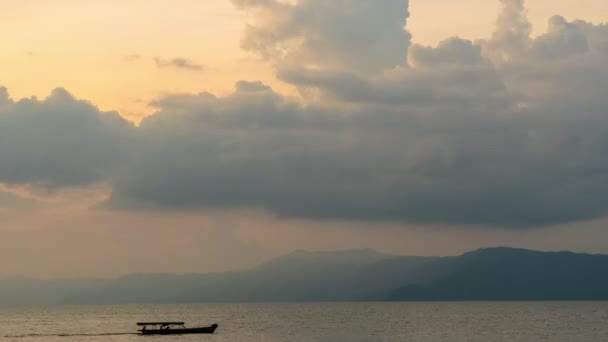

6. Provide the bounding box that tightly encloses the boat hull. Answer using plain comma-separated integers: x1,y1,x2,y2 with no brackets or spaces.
140,325,218,335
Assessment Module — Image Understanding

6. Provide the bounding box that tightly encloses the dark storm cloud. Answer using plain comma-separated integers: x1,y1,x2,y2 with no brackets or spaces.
106,76,608,227
153,57,204,71
5,0,608,227
0,87,134,189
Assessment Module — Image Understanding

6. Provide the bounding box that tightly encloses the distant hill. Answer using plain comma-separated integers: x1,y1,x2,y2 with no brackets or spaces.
389,248,608,301
2,247,608,305
63,248,400,304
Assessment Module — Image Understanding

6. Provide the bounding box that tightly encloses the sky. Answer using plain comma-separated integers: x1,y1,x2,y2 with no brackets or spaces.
1,0,608,278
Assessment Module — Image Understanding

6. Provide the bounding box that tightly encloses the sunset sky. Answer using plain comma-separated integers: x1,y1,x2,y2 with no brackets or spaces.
2,0,608,278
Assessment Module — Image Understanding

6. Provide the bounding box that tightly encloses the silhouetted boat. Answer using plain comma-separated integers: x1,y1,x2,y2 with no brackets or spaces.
137,322,218,335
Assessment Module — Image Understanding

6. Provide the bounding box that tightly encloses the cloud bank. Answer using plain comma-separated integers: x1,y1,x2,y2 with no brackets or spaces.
3,0,608,227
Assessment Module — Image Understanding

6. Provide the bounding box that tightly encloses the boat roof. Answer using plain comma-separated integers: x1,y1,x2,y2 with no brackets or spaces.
136,322,185,326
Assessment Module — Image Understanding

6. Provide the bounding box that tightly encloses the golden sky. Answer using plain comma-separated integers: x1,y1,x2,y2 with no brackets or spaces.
1,0,606,122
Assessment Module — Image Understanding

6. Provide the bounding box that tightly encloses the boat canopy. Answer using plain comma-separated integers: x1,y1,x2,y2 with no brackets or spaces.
137,322,185,326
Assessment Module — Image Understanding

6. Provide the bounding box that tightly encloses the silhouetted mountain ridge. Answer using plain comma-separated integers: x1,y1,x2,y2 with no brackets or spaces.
2,247,608,305
391,247,608,301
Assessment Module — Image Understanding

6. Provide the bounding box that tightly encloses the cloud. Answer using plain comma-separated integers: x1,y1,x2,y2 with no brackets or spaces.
104,79,566,227
0,87,134,189
531,15,608,60
6,1,608,228
409,38,486,68
105,1,608,227
124,54,141,62
153,57,204,71
481,0,532,63
232,0,411,74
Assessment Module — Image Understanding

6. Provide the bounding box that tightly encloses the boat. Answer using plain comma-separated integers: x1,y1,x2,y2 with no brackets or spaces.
136,322,219,335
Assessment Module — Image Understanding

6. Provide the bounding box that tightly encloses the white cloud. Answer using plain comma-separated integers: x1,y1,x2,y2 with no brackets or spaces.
233,0,411,74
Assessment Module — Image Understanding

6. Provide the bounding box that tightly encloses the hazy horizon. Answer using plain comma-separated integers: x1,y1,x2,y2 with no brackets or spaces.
0,245,603,280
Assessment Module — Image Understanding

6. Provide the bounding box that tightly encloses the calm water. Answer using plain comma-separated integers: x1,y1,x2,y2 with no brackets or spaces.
2,302,608,341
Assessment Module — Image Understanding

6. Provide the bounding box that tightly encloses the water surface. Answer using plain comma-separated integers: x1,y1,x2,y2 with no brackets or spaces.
2,302,608,341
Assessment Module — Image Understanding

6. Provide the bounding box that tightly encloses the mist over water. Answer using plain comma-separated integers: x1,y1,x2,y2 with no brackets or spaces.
2,302,608,342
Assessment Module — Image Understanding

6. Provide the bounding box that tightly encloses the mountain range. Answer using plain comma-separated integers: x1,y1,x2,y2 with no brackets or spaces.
2,247,608,305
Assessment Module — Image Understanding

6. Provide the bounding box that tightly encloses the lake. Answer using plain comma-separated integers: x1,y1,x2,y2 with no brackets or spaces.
2,302,608,341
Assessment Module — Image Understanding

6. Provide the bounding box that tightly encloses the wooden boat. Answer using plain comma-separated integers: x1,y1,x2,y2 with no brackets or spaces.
137,322,218,335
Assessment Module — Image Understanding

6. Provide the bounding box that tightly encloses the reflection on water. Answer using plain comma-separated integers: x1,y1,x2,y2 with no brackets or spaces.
6,333,136,338
2,302,608,342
